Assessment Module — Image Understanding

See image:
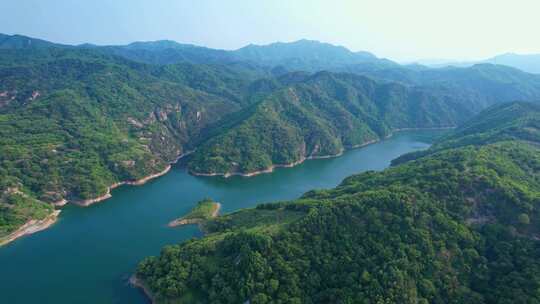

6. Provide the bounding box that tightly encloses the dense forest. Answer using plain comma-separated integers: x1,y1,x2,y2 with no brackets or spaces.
136,101,540,303
2,33,540,241
188,71,468,175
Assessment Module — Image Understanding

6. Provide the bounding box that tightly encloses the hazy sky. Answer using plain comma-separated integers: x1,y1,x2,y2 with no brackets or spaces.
2,0,540,62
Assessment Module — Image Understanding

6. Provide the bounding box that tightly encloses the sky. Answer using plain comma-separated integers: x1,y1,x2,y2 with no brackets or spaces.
1,0,540,62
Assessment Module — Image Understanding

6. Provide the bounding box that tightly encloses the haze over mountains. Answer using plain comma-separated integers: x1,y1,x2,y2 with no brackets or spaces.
415,53,540,74
4,33,540,74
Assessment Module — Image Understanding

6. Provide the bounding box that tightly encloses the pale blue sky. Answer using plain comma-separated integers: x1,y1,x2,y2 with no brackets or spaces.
2,0,540,62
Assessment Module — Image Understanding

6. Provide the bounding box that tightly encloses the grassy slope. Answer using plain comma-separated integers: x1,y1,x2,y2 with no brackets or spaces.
179,199,220,221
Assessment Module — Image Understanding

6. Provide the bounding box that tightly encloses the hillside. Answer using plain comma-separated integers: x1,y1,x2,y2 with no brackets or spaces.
187,71,471,176
485,53,540,74
392,101,540,165
0,48,258,238
345,64,540,112
135,101,540,303
233,39,397,71
3,34,540,242
417,53,540,74
0,34,395,71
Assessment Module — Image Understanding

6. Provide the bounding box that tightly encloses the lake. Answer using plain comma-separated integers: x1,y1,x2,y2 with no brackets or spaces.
0,130,445,304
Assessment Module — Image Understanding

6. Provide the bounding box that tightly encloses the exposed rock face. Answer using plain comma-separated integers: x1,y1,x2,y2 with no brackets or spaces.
127,117,144,128
0,90,16,108
121,160,136,168
154,108,168,121
28,90,40,101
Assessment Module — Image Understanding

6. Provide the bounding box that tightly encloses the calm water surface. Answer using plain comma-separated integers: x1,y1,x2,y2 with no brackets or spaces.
0,130,445,304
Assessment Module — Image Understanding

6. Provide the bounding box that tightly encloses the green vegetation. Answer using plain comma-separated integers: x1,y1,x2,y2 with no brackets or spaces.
3,33,540,243
0,190,53,238
188,72,465,175
136,102,540,303
183,199,219,220
169,199,220,227
0,48,254,235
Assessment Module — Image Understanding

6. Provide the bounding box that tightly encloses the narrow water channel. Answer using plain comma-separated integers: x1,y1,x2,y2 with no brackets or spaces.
0,130,445,304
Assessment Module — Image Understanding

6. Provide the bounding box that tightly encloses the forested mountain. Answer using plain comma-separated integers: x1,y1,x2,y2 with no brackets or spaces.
232,39,397,71
2,34,540,242
0,34,395,70
0,48,260,237
343,64,540,112
136,102,540,303
0,33,65,49
102,41,236,66
188,71,469,176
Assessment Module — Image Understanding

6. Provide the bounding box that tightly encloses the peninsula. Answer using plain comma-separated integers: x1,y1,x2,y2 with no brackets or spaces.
168,199,221,227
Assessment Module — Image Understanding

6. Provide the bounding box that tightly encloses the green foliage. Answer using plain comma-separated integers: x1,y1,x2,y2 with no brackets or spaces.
181,199,219,221
0,191,53,237
137,103,540,303
189,72,466,175
0,48,252,234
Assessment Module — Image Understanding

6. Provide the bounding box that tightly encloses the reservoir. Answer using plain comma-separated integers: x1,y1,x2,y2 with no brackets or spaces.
0,130,444,304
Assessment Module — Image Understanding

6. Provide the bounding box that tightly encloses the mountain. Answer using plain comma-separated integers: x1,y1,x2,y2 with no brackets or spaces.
415,53,540,74
186,63,540,176
485,53,540,74
3,34,540,242
232,39,397,71
0,48,265,238
187,71,469,176
346,63,540,112
104,39,397,71
136,101,540,303
0,34,396,71
103,40,236,65
0,33,66,49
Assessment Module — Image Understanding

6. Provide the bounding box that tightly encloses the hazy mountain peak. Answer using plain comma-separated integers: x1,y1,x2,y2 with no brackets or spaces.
0,33,63,49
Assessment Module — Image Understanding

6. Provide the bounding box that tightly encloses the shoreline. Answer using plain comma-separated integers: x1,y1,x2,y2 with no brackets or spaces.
168,202,221,227
0,210,61,247
189,127,454,178
129,275,155,304
71,151,194,207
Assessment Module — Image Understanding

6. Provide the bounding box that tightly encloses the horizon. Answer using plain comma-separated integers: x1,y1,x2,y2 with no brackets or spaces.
2,31,540,65
2,0,540,62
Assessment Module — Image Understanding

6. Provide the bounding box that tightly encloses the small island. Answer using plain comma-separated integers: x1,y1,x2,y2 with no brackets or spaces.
168,198,221,227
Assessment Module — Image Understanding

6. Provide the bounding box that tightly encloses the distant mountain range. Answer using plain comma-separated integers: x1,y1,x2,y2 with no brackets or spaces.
3,33,539,74
0,33,396,72
415,53,540,74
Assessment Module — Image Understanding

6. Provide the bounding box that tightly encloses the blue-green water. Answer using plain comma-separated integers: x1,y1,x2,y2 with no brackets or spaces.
0,131,444,303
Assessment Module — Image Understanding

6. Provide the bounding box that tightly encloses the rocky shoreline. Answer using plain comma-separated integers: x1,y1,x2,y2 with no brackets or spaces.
129,275,155,304
71,165,172,207
190,127,454,178
190,138,380,178
70,151,194,207
0,210,61,247
190,158,307,178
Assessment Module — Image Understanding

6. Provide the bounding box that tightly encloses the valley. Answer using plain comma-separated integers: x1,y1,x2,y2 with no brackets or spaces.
1,32,540,304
